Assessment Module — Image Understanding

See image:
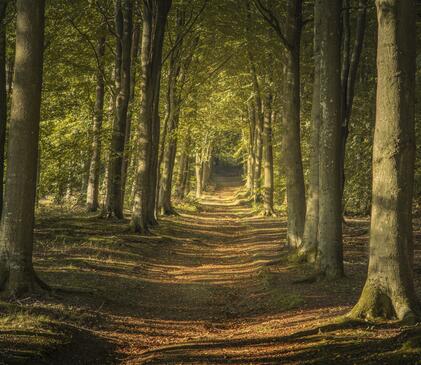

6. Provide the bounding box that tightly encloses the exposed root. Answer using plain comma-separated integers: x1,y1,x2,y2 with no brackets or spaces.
263,209,277,217
348,284,420,324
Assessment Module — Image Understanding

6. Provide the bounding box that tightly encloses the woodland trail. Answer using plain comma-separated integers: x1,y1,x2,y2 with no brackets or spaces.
100,172,419,364
3,171,421,364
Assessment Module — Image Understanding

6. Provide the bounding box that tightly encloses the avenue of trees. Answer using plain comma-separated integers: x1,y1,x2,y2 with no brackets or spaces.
0,0,420,324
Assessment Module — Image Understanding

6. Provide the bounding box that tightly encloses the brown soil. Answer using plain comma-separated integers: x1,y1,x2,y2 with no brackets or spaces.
1,173,421,364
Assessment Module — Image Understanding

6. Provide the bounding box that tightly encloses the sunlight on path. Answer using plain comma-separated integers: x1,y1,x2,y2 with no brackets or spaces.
108,172,360,365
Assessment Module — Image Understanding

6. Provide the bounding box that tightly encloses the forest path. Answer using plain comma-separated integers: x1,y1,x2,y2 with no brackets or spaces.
18,170,420,365
109,172,370,364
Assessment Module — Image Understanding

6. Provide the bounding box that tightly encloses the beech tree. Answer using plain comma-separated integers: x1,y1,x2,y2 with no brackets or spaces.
158,8,198,215
0,0,8,216
255,0,306,248
299,0,321,262
349,0,419,322
131,0,172,232
316,0,343,279
0,0,46,295
339,0,367,197
262,87,274,216
86,31,106,212
105,0,133,218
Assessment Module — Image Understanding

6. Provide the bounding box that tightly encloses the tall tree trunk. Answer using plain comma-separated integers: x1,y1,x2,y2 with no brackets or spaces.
175,136,189,199
195,152,203,198
340,0,367,198
246,3,263,202
349,0,418,322
131,0,172,233
317,0,343,278
262,89,274,216
5,53,12,98
253,102,263,202
146,1,171,226
159,123,178,214
282,0,306,248
158,55,179,214
0,0,7,218
201,145,212,191
256,0,306,246
86,32,106,212
105,0,133,219
246,100,256,194
0,0,46,296
121,22,140,208
299,0,321,262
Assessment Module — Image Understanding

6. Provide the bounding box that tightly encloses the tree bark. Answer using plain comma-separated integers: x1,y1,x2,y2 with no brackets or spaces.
195,152,203,198
317,0,343,279
158,46,181,215
299,0,321,262
158,110,179,214
262,89,274,216
349,0,419,322
246,99,256,194
282,0,306,249
105,0,133,219
131,0,172,233
86,32,106,212
340,0,367,198
121,22,140,208
0,0,7,218
0,0,46,296
246,3,264,202
175,136,190,199
255,0,307,247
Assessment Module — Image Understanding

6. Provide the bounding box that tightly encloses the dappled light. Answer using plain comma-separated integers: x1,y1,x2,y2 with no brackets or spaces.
0,0,420,364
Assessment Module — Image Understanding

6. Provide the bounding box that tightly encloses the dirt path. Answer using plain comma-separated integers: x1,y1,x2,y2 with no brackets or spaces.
2,173,421,364
97,174,419,364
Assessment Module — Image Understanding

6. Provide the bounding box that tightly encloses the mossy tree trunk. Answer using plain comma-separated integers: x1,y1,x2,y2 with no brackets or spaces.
349,0,419,322
316,0,343,279
0,0,46,296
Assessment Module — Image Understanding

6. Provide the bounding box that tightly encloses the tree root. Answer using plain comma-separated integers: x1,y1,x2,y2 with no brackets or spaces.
348,284,420,324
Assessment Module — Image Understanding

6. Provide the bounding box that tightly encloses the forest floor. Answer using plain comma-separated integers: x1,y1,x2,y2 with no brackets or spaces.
1,172,421,364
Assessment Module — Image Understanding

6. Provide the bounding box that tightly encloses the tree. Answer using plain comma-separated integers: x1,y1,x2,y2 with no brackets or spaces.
0,0,46,295
121,21,141,206
0,0,8,217
299,0,321,262
255,0,306,248
316,0,343,279
246,2,264,202
105,0,133,219
339,0,367,199
86,30,106,212
349,0,419,322
262,87,274,216
175,134,191,199
245,99,256,194
131,0,172,232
